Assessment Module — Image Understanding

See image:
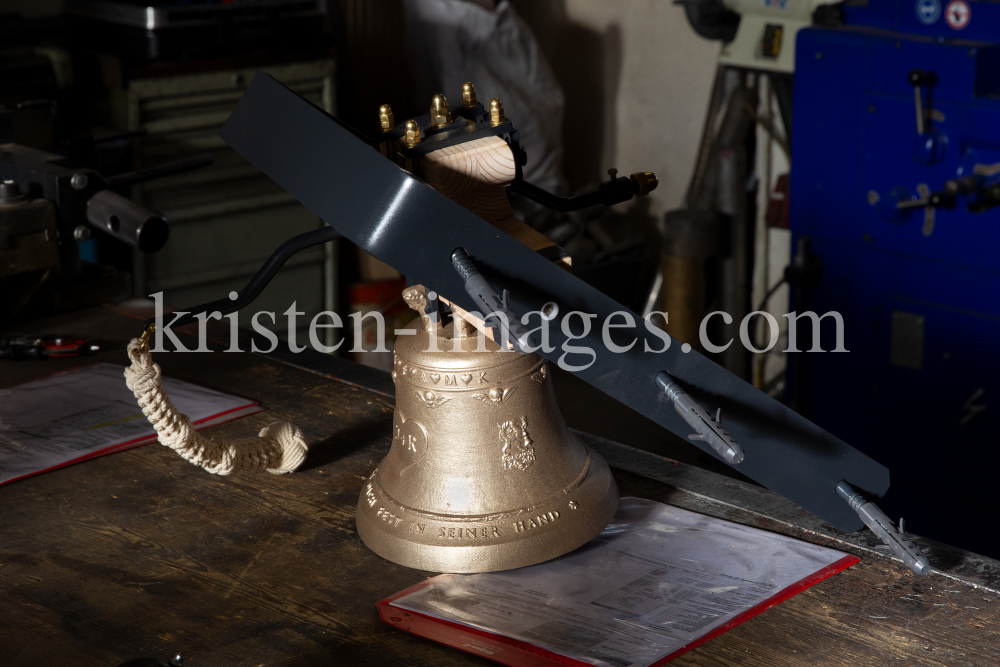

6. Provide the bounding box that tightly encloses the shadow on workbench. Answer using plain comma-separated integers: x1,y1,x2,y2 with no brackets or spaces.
297,417,393,473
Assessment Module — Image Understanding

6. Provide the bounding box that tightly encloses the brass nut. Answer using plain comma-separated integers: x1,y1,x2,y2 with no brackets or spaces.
430,94,452,126
489,98,505,126
404,120,421,147
630,171,659,196
462,82,477,107
379,104,395,133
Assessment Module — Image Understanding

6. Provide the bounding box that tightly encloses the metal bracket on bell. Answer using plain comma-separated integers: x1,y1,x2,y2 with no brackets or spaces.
655,371,745,465
451,248,536,353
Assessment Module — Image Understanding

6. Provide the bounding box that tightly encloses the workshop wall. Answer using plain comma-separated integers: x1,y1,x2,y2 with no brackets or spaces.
6,0,61,17
511,0,720,218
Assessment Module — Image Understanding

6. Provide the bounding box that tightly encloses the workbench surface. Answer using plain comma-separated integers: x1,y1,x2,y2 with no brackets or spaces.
1,305,998,666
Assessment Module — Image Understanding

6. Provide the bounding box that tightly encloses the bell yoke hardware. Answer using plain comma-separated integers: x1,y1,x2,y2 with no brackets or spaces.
212,73,891,535
214,73,890,536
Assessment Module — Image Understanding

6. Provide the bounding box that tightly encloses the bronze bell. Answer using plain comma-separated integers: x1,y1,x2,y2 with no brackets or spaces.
356,287,619,573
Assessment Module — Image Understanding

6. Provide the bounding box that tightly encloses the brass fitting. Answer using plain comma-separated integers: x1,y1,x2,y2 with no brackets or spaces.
137,323,156,353
489,98,505,126
404,120,421,147
430,94,452,126
630,172,659,196
462,82,477,107
378,104,394,133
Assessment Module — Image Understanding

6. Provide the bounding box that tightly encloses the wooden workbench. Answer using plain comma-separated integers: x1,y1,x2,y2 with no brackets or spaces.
1,305,998,666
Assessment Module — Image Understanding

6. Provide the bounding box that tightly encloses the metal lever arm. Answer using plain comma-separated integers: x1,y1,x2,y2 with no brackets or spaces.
908,69,936,136
896,191,955,210
510,172,657,212
143,225,340,332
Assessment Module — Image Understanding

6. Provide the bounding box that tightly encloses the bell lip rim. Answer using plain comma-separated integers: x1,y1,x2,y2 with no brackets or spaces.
357,480,619,574
356,450,620,574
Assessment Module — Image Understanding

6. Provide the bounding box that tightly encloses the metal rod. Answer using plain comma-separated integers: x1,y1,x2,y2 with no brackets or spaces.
143,225,341,332
93,128,148,145
509,177,639,212
106,153,215,188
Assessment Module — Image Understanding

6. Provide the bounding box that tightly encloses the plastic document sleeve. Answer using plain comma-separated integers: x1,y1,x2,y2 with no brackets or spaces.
378,498,859,667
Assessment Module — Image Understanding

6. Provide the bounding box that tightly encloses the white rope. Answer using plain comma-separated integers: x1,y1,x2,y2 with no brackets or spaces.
124,338,308,475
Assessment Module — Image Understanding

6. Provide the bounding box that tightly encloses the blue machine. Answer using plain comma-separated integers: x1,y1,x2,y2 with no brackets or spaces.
790,1,1000,556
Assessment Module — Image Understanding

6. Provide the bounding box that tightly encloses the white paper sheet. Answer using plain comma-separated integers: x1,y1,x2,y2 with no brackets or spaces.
391,498,854,667
0,363,262,485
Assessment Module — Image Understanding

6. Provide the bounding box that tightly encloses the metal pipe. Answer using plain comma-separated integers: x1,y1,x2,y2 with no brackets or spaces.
85,189,169,253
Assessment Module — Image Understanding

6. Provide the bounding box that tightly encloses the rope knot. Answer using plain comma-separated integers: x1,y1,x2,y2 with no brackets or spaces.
124,337,308,476
260,421,308,474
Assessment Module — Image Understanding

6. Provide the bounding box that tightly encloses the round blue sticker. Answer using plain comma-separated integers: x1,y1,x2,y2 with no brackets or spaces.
916,0,942,24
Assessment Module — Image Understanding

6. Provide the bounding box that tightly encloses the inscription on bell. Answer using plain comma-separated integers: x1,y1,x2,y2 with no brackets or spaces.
512,510,561,532
395,423,420,452
437,526,502,539
393,413,429,474
376,506,403,527
396,365,488,386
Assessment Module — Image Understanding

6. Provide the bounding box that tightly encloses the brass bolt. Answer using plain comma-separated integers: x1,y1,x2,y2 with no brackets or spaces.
462,82,477,107
430,94,452,126
489,98,505,126
404,120,421,147
630,172,659,196
378,104,395,133
607,168,618,181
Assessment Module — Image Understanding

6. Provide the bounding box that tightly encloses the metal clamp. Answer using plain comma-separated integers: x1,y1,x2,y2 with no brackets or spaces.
837,480,931,576
451,248,536,353
655,372,745,464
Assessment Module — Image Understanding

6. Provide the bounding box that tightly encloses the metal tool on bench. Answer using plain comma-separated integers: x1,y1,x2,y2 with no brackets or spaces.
0,333,99,360
143,73,922,574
